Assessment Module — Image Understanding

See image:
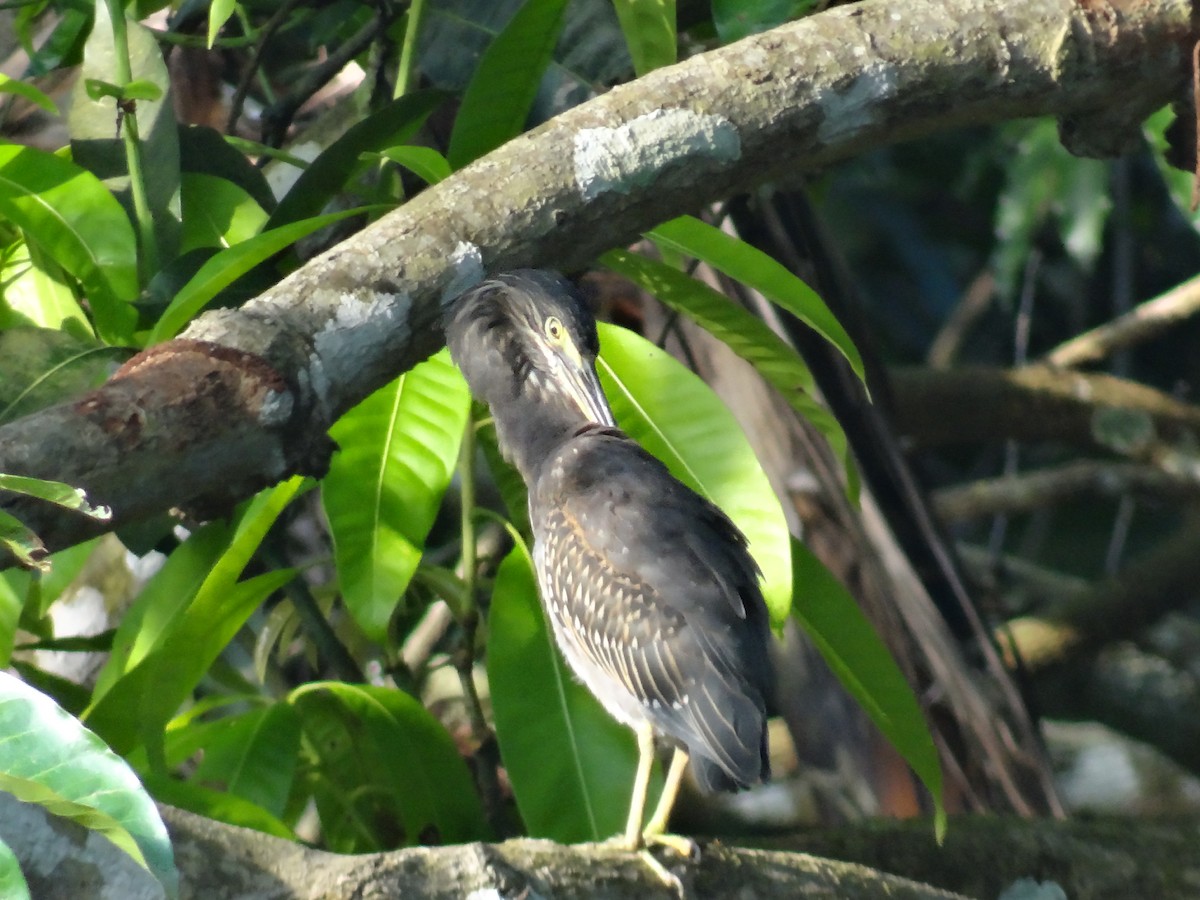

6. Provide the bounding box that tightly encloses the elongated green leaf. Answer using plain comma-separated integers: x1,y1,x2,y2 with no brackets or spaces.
291,682,489,850
85,480,305,755
265,91,443,231
373,146,452,186
611,0,675,76
597,323,792,627
0,474,110,519
171,703,300,820
0,575,21,666
791,539,945,840
649,215,866,383
0,837,30,900
488,548,654,842
447,0,570,169
149,207,375,342
207,0,238,48
0,672,178,898
324,350,470,643
0,239,92,337
601,249,856,495
179,172,268,253
141,772,295,840
0,144,137,343
0,74,57,114
179,125,276,213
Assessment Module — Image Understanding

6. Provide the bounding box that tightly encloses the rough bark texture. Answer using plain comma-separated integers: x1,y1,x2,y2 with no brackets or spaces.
0,0,1192,563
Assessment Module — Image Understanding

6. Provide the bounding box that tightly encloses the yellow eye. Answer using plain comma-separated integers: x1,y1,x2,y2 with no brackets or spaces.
545,316,564,342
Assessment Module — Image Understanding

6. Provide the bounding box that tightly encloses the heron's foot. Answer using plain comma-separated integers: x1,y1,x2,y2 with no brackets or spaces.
642,830,699,860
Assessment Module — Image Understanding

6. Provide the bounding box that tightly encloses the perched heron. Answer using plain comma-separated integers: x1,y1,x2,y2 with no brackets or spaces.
445,269,771,851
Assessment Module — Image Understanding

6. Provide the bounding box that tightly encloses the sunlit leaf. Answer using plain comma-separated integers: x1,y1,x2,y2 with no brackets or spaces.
141,772,295,840
0,74,57,114
601,249,856,496
0,474,111,519
0,672,178,898
0,837,30,900
0,144,137,343
179,173,268,253
291,682,489,850
207,0,238,48
372,146,452,185
791,539,945,841
488,548,653,841
447,0,570,169
597,324,792,627
0,240,92,337
649,215,866,383
324,350,470,643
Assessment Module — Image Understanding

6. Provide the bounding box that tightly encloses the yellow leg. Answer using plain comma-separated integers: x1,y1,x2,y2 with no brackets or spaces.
621,722,656,850
642,747,697,857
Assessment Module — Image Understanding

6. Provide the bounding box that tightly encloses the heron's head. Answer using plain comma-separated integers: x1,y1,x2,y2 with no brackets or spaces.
444,270,615,429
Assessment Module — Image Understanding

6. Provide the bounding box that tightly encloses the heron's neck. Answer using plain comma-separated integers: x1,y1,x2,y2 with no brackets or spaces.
492,398,588,484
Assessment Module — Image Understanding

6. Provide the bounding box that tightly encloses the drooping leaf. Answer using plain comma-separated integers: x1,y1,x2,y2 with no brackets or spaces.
597,323,792,628
0,144,138,343
649,215,866,384
0,671,178,898
0,474,111,519
324,350,470,643
265,91,444,231
601,249,856,496
611,0,675,76
207,0,239,48
447,0,571,169
488,548,653,841
291,682,489,850
149,207,378,342
791,539,945,841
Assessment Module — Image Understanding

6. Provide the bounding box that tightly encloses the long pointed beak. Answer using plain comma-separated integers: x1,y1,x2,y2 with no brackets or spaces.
564,362,616,427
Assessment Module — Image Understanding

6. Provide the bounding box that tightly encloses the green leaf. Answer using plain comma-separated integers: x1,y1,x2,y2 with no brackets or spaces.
83,78,163,103
85,480,305,757
0,144,138,343
141,772,295,840
488,548,654,841
172,703,300,820
290,682,489,850
149,207,377,342
265,91,443,231
447,0,571,169
179,172,268,253
207,0,238,48
601,248,856,496
597,323,792,628
324,349,470,643
0,74,58,114
611,0,676,76
0,575,21,666
179,125,276,214
0,671,178,898
649,215,866,384
372,146,452,186
0,474,111,519
790,539,945,841
0,837,30,900
0,239,93,337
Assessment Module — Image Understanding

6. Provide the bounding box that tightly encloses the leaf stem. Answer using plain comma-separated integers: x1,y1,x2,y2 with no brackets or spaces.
394,0,427,99
103,0,159,281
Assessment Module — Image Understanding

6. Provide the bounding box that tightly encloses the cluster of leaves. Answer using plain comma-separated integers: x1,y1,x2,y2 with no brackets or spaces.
0,0,944,896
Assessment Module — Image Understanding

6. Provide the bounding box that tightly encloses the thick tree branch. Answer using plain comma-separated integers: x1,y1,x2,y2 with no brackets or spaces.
0,0,1192,563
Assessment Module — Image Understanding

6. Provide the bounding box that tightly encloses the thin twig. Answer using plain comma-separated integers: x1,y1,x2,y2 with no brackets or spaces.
1042,274,1200,369
226,0,302,135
